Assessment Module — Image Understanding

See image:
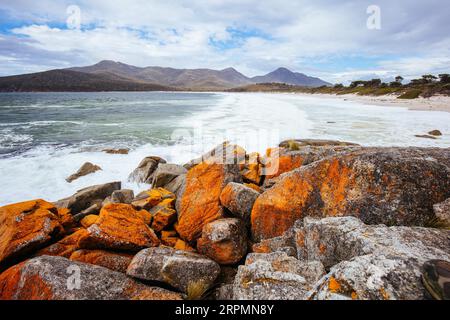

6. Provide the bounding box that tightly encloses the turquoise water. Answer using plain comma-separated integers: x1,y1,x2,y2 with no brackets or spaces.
0,91,449,205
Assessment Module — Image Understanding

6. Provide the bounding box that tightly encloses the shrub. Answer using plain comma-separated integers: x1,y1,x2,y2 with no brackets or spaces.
398,89,422,99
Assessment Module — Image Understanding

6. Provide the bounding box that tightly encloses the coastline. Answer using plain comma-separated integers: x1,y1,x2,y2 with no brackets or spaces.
292,92,450,113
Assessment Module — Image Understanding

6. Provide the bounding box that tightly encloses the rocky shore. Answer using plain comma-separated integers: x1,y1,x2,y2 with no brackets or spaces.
0,140,449,300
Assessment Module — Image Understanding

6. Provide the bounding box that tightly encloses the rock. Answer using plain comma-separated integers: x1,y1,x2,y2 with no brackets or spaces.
54,181,121,214
252,228,297,257
279,139,359,148
244,183,262,193
150,199,177,232
433,198,450,224
251,148,450,241
241,152,262,185
80,215,99,228
174,239,196,252
220,182,259,225
183,142,246,170
176,162,242,242
0,199,65,268
110,189,134,204
78,203,159,252
0,255,182,300
131,187,175,211
428,130,442,136
127,247,221,293
296,216,450,300
128,156,166,183
197,218,247,265
102,148,129,154
164,174,186,194
232,252,325,300
415,134,437,140
66,162,102,183
161,230,179,247
151,163,187,188
71,202,102,222
70,249,133,273
36,229,89,258
212,267,238,300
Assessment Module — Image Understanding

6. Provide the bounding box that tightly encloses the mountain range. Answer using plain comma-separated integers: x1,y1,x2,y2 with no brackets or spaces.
0,60,330,92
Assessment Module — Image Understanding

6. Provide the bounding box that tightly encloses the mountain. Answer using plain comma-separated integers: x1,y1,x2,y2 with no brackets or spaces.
251,67,330,87
0,69,174,92
0,61,331,92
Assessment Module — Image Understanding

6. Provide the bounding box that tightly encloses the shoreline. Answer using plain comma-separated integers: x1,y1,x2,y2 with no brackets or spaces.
290,92,450,113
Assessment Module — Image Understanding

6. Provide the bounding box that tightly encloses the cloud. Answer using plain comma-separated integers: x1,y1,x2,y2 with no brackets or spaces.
0,0,449,82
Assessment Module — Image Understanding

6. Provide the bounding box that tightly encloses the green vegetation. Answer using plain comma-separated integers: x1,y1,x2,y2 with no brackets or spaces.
228,73,450,99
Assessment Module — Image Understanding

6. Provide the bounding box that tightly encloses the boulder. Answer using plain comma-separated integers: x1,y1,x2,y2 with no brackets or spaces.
241,152,262,185
232,252,325,300
70,249,133,273
128,156,166,183
78,203,159,252
183,142,246,170
252,227,297,257
36,229,89,258
160,230,179,247
131,188,175,211
174,239,196,252
151,163,187,188
220,182,259,225
54,181,121,214
66,162,102,183
428,130,442,136
150,199,177,232
102,148,129,154
127,247,221,293
0,199,65,268
71,202,102,222
295,216,450,300
279,139,359,148
0,255,182,300
110,189,134,204
197,218,247,265
244,183,262,193
176,162,242,242
164,174,186,194
251,148,450,241
433,198,450,224
80,215,99,228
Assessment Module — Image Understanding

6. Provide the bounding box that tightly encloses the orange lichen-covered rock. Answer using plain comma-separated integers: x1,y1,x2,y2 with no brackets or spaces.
176,162,241,242
160,230,178,247
244,183,262,193
174,239,196,252
251,148,450,241
262,147,304,179
0,199,65,267
70,249,133,273
80,214,99,228
151,206,177,232
197,218,247,265
78,203,159,252
36,228,89,258
56,208,75,230
241,152,262,185
219,182,259,225
132,188,175,210
0,255,182,300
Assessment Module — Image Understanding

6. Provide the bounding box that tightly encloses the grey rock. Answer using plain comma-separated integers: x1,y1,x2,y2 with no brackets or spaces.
66,162,102,183
232,252,325,300
0,255,182,300
279,139,360,148
110,189,134,204
127,247,221,293
295,216,450,300
428,130,442,136
183,142,246,170
152,163,187,188
252,227,297,257
219,182,259,225
128,156,166,183
71,202,102,222
54,181,121,214
164,174,186,194
433,198,450,224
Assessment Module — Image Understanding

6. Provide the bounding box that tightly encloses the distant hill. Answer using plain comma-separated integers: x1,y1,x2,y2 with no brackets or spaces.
251,67,330,87
0,69,174,92
0,60,331,92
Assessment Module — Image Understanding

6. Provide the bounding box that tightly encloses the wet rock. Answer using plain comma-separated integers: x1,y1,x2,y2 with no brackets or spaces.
251,148,450,241
0,255,182,300
220,183,259,225
428,130,442,136
151,163,187,188
433,198,450,224
78,203,159,252
128,156,166,183
127,247,220,293
232,252,325,300
0,199,65,268
295,216,450,300
102,148,129,154
176,162,242,242
54,181,121,214
110,189,134,204
197,218,247,265
66,162,102,183
70,249,133,273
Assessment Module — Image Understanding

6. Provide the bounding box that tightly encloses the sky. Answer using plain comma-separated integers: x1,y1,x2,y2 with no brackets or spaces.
0,0,449,84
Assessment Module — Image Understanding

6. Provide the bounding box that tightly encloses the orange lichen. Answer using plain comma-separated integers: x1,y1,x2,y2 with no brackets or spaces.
36,228,89,258
80,214,99,228
328,276,342,293
244,183,262,193
174,239,196,252
319,243,327,254
351,291,358,300
70,249,133,273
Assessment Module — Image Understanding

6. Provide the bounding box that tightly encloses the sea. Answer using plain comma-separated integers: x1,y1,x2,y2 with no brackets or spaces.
1,91,449,205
